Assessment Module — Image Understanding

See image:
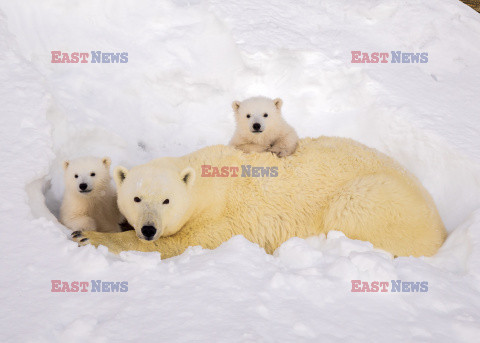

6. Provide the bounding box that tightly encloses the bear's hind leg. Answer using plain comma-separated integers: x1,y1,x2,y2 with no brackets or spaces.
323,173,446,257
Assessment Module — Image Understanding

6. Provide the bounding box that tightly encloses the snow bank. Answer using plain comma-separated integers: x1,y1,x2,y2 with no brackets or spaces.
1,0,479,341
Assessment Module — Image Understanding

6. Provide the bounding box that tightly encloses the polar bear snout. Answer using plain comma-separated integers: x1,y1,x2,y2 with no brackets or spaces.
79,183,89,192
141,225,157,240
252,122,262,132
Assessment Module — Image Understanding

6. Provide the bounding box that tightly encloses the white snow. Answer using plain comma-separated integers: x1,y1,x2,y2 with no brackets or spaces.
1,0,480,342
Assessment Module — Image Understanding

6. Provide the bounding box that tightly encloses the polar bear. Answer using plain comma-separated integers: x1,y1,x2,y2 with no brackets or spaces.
230,97,298,157
60,157,123,233
72,137,446,258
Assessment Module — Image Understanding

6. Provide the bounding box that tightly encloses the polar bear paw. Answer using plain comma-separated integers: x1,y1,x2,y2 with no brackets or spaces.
71,230,139,254
268,145,288,157
71,230,97,247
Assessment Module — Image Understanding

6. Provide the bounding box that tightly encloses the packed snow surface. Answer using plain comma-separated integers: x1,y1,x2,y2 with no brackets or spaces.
1,0,480,342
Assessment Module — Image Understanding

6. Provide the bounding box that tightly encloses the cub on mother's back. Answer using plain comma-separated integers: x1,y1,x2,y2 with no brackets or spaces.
229,96,298,157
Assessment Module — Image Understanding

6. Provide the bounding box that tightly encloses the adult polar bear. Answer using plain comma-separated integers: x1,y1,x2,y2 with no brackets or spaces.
73,137,447,258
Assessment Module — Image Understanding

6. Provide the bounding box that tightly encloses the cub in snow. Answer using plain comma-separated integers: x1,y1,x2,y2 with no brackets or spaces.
229,96,298,157
60,156,123,233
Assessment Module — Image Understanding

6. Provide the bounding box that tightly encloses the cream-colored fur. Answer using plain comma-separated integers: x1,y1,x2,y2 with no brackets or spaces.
230,96,298,157
73,137,446,258
60,157,122,233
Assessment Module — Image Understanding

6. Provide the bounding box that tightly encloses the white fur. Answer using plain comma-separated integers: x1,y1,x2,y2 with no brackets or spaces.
113,161,194,241
78,138,446,258
230,96,298,157
60,157,123,233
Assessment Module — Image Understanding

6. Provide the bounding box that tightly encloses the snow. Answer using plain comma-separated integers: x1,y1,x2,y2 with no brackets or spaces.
1,0,480,341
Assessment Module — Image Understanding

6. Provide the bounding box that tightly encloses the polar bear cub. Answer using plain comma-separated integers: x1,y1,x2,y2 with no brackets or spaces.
230,96,298,157
60,156,123,233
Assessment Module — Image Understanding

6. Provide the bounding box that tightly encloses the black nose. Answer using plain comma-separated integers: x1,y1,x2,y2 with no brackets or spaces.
141,225,157,240
252,123,261,131
79,183,88,191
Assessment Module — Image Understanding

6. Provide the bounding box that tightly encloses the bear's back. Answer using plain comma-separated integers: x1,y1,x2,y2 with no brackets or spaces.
183,136,410,223
186,136,407,197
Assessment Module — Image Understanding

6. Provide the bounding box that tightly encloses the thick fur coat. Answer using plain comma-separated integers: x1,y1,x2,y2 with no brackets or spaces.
73,137,446,258
61,157,122,233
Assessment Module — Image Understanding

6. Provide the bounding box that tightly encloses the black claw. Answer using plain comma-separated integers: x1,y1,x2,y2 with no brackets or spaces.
72,233,82,238
72,231,82,236
80,238,88,243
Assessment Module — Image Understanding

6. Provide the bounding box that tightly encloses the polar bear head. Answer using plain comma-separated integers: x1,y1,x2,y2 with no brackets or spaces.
63,157,112,196
232,96,283,135
113,160,195,241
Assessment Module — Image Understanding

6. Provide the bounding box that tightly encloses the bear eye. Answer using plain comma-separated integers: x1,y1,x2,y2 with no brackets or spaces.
246,114,251,118
74,174,78,178
263,113,268,117
134,197,141,203
90,172,95,177
163,199,169,204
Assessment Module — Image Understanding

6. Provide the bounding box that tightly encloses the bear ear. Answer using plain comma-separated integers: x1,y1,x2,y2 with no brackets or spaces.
63,160,69,170
102,157,111,168
232,101,241,112
180,167,195,187
273,98,283,110
114,166,128,186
